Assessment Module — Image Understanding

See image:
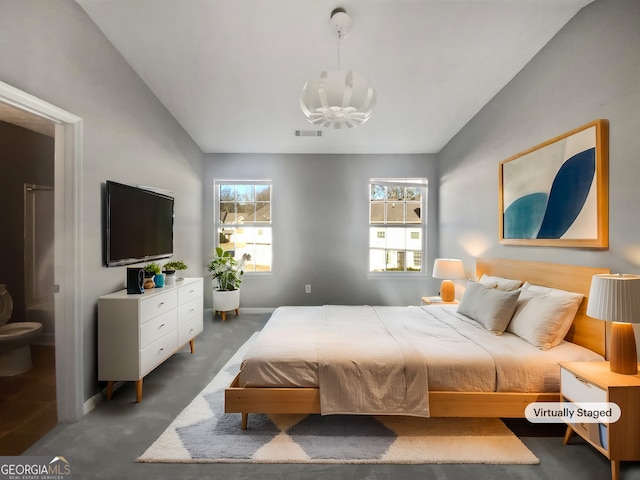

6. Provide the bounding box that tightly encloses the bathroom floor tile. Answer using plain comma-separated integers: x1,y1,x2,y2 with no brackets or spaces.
0,344,57,454
14,401,57,435
0,430,46,456
0,399,49,431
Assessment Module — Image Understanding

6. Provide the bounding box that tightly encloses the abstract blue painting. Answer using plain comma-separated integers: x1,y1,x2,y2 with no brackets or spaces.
499,120,608,248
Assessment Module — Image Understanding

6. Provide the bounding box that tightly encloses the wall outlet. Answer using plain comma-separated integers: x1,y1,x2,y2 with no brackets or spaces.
305,284,311,294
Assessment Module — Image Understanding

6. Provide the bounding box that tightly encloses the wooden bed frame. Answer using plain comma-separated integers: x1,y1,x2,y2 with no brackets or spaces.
225,258,610,429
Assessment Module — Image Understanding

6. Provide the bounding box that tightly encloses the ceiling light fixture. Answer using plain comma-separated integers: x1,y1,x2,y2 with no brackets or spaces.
300,8,377,129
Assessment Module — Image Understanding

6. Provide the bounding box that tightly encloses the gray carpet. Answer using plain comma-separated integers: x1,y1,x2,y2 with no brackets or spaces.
24,310,639,479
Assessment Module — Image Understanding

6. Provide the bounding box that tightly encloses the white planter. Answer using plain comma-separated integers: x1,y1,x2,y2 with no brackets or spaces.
212,289,240,313
164,271,176,285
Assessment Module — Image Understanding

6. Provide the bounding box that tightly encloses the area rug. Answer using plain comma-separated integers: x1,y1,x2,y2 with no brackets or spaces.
137,334,539,465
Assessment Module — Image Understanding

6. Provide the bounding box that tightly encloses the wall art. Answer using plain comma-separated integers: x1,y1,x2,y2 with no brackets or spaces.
499,119,608,247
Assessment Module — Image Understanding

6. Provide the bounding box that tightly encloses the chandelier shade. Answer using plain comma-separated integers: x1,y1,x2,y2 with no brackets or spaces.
300,69,376,129
300,8,376,129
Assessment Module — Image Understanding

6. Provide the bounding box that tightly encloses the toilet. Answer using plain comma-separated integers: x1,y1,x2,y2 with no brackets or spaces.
0,284,43,376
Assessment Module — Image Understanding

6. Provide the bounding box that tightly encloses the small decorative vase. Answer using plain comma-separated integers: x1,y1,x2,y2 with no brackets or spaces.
143,274,155,289
154,273,165,288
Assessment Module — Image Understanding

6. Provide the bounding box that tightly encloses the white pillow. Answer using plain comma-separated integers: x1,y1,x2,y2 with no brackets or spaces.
507,283,584,350
478,274,523,291
457,281,521,334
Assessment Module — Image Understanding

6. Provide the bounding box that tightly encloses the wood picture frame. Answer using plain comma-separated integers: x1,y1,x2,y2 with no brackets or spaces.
499,119,608,247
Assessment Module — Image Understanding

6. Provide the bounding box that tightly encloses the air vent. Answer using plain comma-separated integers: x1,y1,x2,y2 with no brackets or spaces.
295,129,323,137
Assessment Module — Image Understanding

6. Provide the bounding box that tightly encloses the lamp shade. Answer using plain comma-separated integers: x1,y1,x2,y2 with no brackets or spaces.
586,274,640,323
587,274,640,374
300,70,376,129
432,258,465,280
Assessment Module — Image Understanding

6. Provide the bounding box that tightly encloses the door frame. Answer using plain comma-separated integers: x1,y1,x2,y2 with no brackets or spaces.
0,80,84,422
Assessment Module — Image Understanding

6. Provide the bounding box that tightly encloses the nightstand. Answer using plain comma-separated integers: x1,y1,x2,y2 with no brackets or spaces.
421,296,459,305
560,361,640,480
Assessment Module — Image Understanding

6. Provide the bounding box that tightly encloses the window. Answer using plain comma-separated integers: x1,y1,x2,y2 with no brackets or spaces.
369,179,427,273
215,181,272,272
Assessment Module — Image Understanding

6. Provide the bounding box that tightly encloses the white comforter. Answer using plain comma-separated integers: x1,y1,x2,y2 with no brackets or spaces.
238,305,603,417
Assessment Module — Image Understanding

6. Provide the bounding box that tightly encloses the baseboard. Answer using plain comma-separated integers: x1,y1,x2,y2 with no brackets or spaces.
240,307,275,314
83,391,103,415
205,307,274,315
83,381,125,415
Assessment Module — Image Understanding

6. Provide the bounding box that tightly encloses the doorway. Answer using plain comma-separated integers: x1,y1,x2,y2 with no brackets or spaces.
0,81,84,426
0,129,56,453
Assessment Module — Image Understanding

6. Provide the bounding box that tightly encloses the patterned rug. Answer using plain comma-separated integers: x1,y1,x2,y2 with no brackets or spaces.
137,334,539,464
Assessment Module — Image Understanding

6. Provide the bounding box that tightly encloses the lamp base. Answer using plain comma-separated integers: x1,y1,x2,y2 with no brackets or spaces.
610,322,638,375
440,280,455,303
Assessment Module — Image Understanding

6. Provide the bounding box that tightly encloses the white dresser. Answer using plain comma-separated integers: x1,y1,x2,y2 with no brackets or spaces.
98,277,203,402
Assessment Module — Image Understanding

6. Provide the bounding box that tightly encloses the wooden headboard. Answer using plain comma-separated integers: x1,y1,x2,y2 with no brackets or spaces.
476,258,610,356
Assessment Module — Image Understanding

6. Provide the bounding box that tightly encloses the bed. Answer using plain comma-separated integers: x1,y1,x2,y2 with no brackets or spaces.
225,258,610,429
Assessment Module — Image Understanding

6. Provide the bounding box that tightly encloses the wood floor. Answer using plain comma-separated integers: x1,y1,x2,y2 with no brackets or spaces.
0,345,57,455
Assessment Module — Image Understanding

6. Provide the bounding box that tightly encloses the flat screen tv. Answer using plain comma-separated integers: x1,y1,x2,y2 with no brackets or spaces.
104,180,174,267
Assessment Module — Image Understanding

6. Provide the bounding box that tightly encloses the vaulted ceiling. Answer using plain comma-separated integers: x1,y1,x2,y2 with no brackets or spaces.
75,0,593,154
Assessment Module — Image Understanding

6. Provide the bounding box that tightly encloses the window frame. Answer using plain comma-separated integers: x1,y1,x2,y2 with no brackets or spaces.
368,178,428,275
213,179,273,274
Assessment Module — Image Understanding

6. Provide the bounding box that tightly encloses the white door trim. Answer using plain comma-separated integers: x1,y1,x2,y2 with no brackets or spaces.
0,80,84,422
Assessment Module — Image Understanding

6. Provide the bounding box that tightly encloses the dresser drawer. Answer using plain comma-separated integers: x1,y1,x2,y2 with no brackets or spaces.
140,331,178,377
178,316,203,346
139,310,178,349
178,297,203,325
561,367,607,403
139,290,178,323
178,281,203,305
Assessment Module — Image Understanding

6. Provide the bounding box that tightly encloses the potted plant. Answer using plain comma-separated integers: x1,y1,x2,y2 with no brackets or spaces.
163,260,188,285
143,262,162,288
207,247,243,320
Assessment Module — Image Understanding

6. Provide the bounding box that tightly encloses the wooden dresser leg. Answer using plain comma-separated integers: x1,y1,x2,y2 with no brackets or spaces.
235,308,239,316
222,311,226,321
106,381,114,400
135,379,143,403
563,425,574,445
241,413,248,430
611,460,620,480
189,339,195,354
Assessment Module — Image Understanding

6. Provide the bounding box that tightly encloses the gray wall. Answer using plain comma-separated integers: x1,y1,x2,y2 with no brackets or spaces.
0,0,204,400
204,153,439,308
438,0,640,279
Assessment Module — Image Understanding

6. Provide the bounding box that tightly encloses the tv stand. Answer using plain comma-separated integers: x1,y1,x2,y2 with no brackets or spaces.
98,278,203,402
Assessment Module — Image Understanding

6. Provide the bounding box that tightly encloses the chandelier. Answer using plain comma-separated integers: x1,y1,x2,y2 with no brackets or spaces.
300,8,377,129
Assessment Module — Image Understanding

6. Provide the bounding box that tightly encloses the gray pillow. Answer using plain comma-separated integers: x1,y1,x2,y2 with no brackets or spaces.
457,281,521,334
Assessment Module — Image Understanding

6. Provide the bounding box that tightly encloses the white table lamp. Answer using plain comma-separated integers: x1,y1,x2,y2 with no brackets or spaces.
432,258,465,303
587,274,640,375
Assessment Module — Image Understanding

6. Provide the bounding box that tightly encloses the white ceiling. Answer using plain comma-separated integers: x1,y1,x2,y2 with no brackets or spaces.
75,0,593,155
